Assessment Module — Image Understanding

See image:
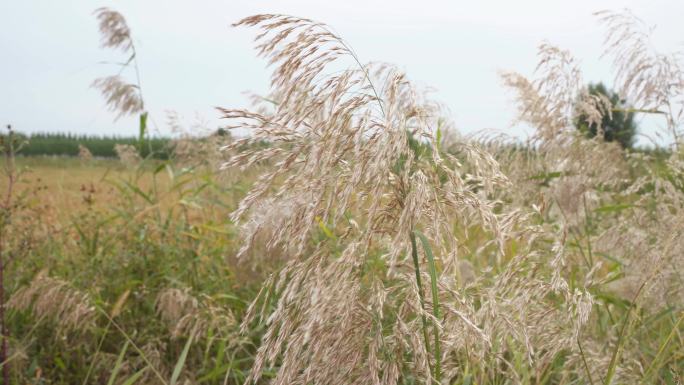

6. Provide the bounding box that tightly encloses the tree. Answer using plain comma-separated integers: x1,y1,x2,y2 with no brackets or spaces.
575,82,637,149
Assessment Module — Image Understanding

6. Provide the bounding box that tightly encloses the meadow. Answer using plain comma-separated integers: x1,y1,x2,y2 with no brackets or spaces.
0,7,683,385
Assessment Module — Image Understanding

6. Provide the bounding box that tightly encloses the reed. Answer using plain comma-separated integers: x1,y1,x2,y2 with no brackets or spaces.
0,7,682,385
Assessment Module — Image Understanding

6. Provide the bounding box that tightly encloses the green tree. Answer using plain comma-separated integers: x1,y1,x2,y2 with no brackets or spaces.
576,82,637,149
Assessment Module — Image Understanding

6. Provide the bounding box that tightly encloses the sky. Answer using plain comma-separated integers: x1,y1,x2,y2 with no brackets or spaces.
1,0,683,142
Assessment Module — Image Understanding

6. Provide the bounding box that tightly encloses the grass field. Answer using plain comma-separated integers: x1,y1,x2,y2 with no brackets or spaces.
1,155,267,384
3,157,146,219
1,7,683,385
1,146,682,384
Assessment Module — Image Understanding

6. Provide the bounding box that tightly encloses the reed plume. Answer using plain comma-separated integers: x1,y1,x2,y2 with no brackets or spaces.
222,14,592,385
8,271,96,334
156,287,238,339
597,9,684,147
92,6,147,134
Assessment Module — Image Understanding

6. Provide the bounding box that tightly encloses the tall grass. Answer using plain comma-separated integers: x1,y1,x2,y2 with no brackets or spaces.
0,7,682,385
221,11,683,385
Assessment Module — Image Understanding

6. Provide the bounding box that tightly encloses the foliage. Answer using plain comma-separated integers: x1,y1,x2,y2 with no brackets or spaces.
4,132,171,159
575,82,638,149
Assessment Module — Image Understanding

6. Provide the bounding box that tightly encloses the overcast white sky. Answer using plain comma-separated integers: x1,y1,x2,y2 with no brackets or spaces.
1,0,682,141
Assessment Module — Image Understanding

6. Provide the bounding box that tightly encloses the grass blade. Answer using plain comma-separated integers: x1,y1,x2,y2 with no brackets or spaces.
107,340,130,385
122,367,148,385
642,311,684,381
604,281,646,385
170,332,194,385
410,232,433,378
415,230,442,385
95,306,168,385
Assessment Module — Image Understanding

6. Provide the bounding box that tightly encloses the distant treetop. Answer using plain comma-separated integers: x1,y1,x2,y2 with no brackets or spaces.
575,82,637,149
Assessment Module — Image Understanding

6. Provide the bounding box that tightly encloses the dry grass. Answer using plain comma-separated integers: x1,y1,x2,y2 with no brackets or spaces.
222,10,683,385
0,7,682,385
0,157,167,220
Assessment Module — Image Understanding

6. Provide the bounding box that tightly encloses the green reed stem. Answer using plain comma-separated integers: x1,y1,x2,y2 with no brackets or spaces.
415,230,442,384
410,232,434,380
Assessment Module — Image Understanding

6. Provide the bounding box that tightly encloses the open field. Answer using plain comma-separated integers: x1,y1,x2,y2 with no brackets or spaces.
1,6,683,385
2,144,683,384
1,155,267,384
2,157,154,220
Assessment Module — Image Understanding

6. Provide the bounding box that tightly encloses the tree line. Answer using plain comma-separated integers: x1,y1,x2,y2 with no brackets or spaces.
3,132,171,159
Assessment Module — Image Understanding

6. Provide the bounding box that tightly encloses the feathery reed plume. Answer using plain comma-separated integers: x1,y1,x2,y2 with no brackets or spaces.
597,9,684,147
8,271,96,333
595,158,684,309
500,10,684,305
156,287,237,340
223,15,507,261
92,76,144,120
92,6,148,149
94,7,133,53
78,144,93,161
166,111,233,169
499,43,628,223
222,14,592,385
114,143,141,166
495,11,684,381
